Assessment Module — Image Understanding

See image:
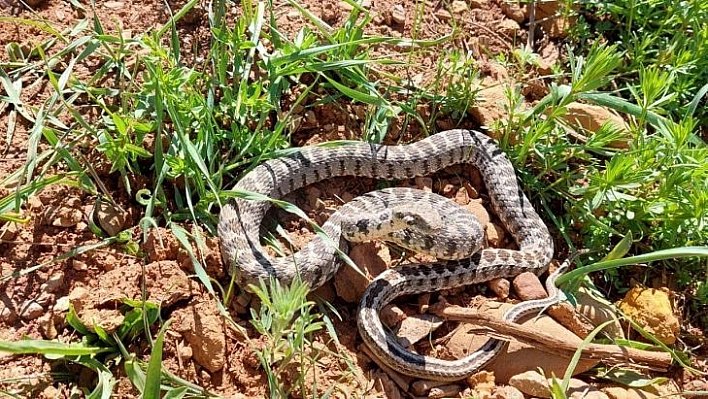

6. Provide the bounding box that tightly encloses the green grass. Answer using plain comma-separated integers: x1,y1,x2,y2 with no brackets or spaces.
0,0,707,396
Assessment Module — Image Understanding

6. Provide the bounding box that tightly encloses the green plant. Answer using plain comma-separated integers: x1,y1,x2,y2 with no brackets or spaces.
248,277,332,398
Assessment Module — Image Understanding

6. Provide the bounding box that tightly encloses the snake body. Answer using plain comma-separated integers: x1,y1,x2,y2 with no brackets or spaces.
218,129,555,380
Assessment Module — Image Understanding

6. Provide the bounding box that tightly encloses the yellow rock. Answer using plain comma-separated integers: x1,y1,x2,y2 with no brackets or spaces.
616,287,679,345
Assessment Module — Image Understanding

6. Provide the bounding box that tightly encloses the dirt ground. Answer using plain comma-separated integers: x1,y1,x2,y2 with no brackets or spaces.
0,0,706,398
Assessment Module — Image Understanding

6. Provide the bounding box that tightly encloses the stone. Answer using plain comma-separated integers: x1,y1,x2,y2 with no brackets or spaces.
563,102,630,148
428,384,462,398
95,199,129,236
412,379,449,396
455,187,470,205
43,272,65,293
172,297,226,373
499,19,521,36
494,385,525,399
466,370,495,393
616,287,679,345
451,0,468,13
684,379,708,398
436,9,452,21
391,5,405,25
334,242,389,302
380,304,406,327
19,300,44,320
0,222,20,241
447,302,598,383
486,222,506,247
466,200,490,226
488,277,510,299
395,314,443,347
469,82,511,129
508,370,549,398
513,272,547,300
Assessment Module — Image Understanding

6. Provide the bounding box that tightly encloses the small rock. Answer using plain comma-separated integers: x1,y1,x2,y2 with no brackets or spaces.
44,204,82,227
451,0,468,13
334,242,389,302
455,187,470,205
94,200,129,236
391,5,405,25
412,380,449,396
500,2,526,22
615,287,679,345
429,384,462,398
435,9,452,21
509,370,549,398
486,222,506,247
374,370,402,399
494,385,525,399
395,314,443,347
566,378,608,399
469,82,512,128
466,200,490,225
513,272,547,300
499,19,521,36
20,301,44,320
72,259,88,271
0,306,16,324
54,296,70,312
562,102,630,148
43,272,65,293
488,277,510,299
466,370,495,393
172,298,225,373
380,304,406,327
38,313,58,339
0,222,20,241
177,342,193,362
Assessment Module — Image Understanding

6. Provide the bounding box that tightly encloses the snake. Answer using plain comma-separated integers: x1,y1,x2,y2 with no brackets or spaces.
218,129,555,381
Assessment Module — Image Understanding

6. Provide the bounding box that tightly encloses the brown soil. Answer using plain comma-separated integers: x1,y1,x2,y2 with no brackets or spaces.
0,1,705,398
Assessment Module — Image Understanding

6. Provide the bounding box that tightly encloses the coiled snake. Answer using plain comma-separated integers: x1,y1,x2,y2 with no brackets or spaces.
218,129,556,381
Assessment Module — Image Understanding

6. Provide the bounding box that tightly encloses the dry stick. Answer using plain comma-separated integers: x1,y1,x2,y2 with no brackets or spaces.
431,303,673,370
527,0,536,51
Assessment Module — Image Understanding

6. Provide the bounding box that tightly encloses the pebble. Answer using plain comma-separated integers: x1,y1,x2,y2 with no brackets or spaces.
380,304,406,327
451,0,468,13
54,296,70,312
412,379,449,396
395,314,443,347
488,277,510,299
512,272,547,300
486,222,505,247
428,384,462,398
95,200,128,236
20,300,44,320
615,287,679,345
466,200,490,225
391,5,406,25
509,370,550,397
43,272,65,293
494,385,525,399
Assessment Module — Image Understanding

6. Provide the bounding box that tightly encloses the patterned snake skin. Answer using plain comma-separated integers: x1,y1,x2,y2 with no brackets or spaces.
218,129,555,380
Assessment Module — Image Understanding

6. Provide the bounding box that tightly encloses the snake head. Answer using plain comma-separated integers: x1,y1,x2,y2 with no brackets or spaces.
391,203,444,233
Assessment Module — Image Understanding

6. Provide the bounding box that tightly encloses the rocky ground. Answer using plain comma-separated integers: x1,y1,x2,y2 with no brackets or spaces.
0,0,706,398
